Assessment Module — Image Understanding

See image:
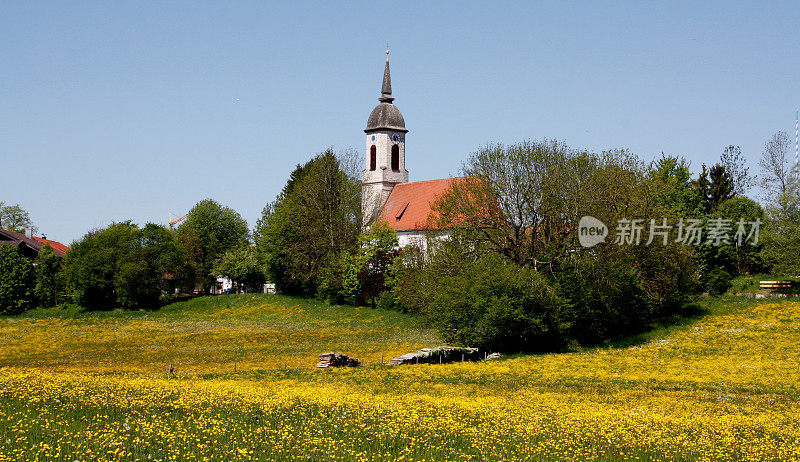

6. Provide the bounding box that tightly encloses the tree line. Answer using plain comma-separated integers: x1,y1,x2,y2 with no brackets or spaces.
2,133,799,354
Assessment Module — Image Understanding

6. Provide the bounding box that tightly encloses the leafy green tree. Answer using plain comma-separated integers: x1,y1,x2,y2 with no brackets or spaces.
63,223,133,308
63,222,180,309
713,197,766,275
761,222,800,276
319,221,398,306
694,164,735,213
0,202,37,234
212,246,264,293
175,199,249,290
648,155,702,217
256,149,361,295
706,268,733,296
0,246,35,314
34,244,62,308
433,140,606,271
115,224,181,308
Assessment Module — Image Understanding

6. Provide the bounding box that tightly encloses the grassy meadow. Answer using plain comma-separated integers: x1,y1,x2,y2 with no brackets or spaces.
2,294,800,461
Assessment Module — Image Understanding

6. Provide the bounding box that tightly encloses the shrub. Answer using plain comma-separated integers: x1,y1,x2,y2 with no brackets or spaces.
427,256,567,353
557,242,697,345
707,269,733,296
0,246,35,314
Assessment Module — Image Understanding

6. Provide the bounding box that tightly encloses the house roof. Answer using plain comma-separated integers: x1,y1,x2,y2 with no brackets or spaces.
378,177,465,232
0,229,69,257
33,237,70,257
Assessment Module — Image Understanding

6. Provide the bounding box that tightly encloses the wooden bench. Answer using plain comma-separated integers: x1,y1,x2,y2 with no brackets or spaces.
760,280,794,292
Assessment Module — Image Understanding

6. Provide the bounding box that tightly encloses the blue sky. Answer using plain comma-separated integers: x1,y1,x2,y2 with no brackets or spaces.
2,1,798,244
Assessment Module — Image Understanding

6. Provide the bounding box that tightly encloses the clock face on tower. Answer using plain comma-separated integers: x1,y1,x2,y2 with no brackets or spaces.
392,133,400,142
371,135,376,142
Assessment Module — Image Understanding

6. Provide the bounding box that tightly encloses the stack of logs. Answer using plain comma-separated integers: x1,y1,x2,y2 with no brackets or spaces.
316,352,360,368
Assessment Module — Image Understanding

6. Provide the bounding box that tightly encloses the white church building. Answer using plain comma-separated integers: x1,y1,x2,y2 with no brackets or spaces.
362,51,462,249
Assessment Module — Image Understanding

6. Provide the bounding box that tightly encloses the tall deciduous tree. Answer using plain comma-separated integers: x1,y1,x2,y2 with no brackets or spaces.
759,131,799,221
432,140,646,272
175,199,249,290
720,145,755,196
648,154,703,217
256,149,361,295
0,202,37,234
63,222,180,309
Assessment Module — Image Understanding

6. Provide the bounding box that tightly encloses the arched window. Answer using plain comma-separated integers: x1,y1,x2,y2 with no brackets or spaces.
370,145,376,171
391,145,399,171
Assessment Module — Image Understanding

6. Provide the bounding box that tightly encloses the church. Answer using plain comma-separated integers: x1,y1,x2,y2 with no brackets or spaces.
362,51,461,249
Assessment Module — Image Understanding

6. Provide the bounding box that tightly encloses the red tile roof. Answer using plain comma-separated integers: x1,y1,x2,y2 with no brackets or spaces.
378,177,466,232
0,229,70,257
33,237,70,257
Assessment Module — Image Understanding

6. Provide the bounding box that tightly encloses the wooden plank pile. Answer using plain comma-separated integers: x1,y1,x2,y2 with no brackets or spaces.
316,352,360,369
388,346,482,366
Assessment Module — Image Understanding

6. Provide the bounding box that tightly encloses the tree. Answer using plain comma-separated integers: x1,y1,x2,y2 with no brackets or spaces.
720,145,755,196
694,164,735,213
318,220,399,306
714,197,766,275
0,246,35,314
0,202,37,234
256,149,362,294
34,244,62,308
115,224,181,308
432,140,604,271
175,199,249,290
757,131,800,276
759,131,798,221
212,246,264,293
648,154,703,217
707,164,735,211
395,141,698,349
758,131,794,202
63,222,180,309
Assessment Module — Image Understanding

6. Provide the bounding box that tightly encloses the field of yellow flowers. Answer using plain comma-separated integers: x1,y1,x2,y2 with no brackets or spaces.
2,295,800,461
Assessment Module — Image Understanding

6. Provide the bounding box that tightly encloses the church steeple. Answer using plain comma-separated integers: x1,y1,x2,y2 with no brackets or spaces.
362,49,409,224
379,50,393,103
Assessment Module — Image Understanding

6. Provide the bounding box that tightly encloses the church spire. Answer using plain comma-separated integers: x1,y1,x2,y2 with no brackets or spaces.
379,49,394,103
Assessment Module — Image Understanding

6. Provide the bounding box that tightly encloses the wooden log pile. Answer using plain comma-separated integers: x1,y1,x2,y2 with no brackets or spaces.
316,352,360,368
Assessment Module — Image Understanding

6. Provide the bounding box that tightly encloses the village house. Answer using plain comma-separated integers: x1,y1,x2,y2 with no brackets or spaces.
0,228,69,259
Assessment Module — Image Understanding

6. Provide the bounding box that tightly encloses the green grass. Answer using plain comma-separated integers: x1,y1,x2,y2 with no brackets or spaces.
3,294,800,460
0,294,440,373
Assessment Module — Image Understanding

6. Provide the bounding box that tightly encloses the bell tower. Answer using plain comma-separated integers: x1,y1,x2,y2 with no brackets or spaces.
363,50,408,224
